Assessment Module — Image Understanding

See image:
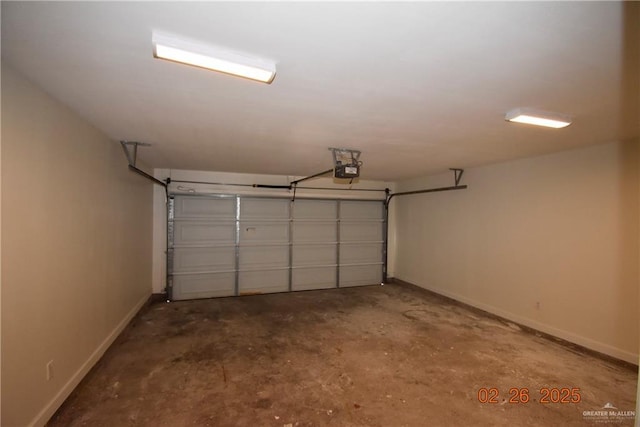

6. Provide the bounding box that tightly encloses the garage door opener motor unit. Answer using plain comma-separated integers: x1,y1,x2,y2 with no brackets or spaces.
330,147,361,179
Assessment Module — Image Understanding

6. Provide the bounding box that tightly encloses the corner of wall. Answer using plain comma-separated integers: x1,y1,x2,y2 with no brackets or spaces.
0,42,4,424
29,294,148,427
1,65,153,426
152,169,169,294
393,142,639,364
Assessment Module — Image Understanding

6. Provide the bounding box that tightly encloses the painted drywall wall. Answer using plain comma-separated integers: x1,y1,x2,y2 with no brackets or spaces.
0,23,4,422
637,136,640,420
1,65,153,426
622,1,640,415
151,168,395,294
393,140,639,363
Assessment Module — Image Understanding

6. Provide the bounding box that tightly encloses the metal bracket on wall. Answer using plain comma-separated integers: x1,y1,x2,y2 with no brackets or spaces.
119,140,168,191
121,140,151,168
450,168,464,187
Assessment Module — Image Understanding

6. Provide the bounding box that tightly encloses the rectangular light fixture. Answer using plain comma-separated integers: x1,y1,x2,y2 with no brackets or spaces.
152,33,276,84
505,108,572,129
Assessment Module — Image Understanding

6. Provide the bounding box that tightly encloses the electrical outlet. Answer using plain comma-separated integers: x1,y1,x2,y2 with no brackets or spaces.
46,360,54,381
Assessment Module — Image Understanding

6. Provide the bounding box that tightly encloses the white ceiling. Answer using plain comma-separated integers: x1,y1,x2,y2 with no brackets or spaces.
2,2,638,182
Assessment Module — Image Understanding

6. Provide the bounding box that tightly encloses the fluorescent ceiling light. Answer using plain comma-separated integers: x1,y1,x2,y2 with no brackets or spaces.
152,33,276,84
505,108,572,129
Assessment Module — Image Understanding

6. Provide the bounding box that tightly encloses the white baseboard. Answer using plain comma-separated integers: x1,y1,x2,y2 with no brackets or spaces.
396,277,638,365
29,293,150,427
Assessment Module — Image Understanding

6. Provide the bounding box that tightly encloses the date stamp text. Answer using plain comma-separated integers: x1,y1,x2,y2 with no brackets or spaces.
477,387,581,404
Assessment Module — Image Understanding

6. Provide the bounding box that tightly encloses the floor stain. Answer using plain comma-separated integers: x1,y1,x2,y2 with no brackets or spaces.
47,284,637,427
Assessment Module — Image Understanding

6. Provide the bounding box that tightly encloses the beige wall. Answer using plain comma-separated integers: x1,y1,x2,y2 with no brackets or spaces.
1,65,153,426
636,119,640,427
1,19,4,422
393,140,639,363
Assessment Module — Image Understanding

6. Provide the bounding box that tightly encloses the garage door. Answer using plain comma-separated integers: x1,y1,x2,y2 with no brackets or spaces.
168,195,384,300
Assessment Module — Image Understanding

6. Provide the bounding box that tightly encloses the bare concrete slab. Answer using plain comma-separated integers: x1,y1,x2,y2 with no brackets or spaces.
48,282,637,427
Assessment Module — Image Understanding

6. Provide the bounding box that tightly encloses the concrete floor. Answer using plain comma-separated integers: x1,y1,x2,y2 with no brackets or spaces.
48,282,637,427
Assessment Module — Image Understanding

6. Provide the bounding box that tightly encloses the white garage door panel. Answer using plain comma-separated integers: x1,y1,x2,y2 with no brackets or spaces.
340,222,383,242
292,267,336,291
240,221,289,243
293,200,337,219
239,269,289,294
172,272,236,300
340,243,382,264
174,196,236,219
173,221,236,246
240,245,289,269
168,195,385,300
340,265,383,287
292,222,337,242
241,198,289,219
173,247,235,273
292,244,336,266
340,201,383,220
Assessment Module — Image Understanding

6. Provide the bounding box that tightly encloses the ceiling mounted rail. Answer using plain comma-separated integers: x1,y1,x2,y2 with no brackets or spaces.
249,168,334,192
170,179,386,193
382,168,468,283
290,168,334,186
288,168,334,202
384,168,467,207
120,141,168,190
